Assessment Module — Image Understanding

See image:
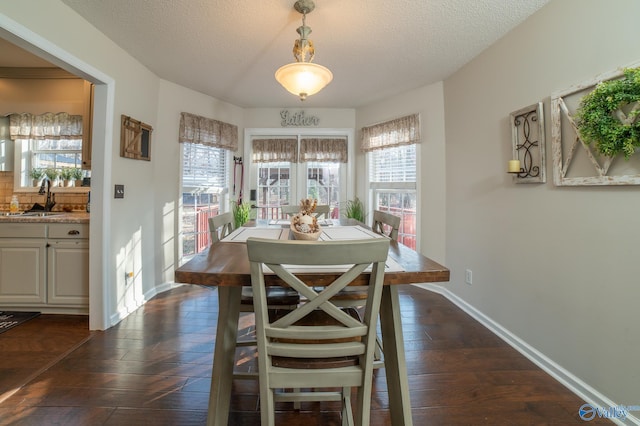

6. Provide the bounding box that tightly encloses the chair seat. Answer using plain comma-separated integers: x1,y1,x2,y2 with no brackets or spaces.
270,307,361,369
319,286,368,301
240,286,300,306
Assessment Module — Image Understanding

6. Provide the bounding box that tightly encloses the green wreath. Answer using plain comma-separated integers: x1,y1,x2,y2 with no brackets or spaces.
574,67,640,159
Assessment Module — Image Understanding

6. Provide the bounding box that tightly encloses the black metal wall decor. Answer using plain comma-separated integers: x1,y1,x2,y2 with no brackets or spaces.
508,102,546,183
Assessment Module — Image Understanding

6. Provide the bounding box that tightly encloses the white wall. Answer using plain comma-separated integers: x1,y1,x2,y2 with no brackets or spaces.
155,80,244,283
444,0,640,407
1,1,185,328
356,83,447,263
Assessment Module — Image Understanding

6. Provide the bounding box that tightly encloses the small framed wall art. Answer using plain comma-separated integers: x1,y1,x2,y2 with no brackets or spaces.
120,115,152,161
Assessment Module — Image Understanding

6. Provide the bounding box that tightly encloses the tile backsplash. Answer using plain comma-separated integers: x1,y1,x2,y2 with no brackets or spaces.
0,171,89,212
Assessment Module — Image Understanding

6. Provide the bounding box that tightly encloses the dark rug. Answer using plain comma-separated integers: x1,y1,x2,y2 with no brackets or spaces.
0,311,40,334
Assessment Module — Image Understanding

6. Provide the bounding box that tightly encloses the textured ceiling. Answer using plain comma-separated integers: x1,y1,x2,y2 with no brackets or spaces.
46,0,550,108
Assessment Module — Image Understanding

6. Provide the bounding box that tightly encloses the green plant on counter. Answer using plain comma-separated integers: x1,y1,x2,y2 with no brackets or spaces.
232,200,251,229
29,168,43,180
70,167,84,180
60,167,74,181
575,67,640,158
343,197,365,223
44,168,59,182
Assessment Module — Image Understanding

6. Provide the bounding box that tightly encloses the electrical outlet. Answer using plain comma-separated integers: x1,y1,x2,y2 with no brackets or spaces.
465,269,473,285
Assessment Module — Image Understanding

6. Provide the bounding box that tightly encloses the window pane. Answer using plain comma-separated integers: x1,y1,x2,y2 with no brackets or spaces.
181,143,227,260
369,144,416,183
182,143,227,191
374,190,417,249
306,162,339,218
256,162,290,220
369,144,417,249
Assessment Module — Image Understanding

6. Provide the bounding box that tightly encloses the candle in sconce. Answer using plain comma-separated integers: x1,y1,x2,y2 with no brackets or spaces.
508,160,521,173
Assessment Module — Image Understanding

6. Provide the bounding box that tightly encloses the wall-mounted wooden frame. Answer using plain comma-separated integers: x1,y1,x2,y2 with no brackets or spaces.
120,115,152,161
509,102,546,183
551,64,640,186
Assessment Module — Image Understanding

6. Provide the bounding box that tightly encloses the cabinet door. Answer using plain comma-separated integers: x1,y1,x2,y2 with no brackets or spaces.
47,239,89,306
0,239,47,304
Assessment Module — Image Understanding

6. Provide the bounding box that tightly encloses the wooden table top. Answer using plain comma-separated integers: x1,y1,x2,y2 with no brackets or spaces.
175,220,450,287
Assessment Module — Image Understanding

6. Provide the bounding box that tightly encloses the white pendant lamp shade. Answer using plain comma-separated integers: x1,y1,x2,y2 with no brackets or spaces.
275,62,333,101
275,0,332,101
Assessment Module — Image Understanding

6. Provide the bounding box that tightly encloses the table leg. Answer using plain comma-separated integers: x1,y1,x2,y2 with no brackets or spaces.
207,286,242,426
379,285,413,426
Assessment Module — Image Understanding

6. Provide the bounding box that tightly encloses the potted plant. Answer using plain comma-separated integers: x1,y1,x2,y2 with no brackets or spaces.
70,167,84,187
44,168,59,186
575,67,640,158
232,200,251,229
29,168,43,187
59,167,74,187
343,196,365,223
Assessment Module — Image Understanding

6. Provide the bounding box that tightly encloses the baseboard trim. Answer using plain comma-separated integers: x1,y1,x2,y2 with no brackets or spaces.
108,282,181,327
415,284,639,426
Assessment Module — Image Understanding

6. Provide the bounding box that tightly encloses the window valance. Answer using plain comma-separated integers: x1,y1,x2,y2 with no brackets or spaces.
179,112,238,151
360,113,421,152
252,138,298,163
300,138,348,163
9,112,83,140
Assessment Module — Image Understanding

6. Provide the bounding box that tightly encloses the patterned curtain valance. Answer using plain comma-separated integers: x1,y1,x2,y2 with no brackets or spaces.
300,138,348,163
252,138,298,163
360,113,421,152
179,112,238,151
9,112,83,140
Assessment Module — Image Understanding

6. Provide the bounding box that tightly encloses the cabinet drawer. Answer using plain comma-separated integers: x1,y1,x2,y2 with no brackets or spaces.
0,223,47,238
48,224,90,239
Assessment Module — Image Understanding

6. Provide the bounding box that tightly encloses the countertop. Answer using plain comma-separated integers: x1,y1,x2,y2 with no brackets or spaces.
0,212,90,224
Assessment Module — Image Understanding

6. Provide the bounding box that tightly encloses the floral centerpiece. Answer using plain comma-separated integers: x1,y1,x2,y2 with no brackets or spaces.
290,198,321,240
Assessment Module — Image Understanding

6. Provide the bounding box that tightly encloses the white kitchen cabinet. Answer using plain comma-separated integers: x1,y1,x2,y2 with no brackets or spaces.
47,224,89,306
0,238,47,304
0,222,89,313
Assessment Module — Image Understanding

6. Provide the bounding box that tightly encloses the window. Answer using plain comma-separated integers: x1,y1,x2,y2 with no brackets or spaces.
369,144,417,248
256,162,290,220
249,135,348,220
181,143,228,258
306,161,340,212
254,160,341,220
9,112,87,188
179,112,237,261
362,114,420,249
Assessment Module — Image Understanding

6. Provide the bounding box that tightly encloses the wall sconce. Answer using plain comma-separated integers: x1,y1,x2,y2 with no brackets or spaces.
508,102,546,183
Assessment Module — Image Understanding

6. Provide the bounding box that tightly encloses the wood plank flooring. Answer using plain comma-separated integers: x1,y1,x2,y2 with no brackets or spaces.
0,285,611,425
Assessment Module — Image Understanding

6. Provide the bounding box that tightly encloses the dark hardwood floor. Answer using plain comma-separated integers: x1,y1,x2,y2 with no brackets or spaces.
0,285,610,425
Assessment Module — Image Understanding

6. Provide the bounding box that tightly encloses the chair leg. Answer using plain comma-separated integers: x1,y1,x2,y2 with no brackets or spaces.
374,335,383,361
342,387,354,426
293,388,301,410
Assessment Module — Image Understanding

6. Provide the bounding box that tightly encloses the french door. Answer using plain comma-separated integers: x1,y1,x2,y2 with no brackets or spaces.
253,160,343,220
245,130,352,221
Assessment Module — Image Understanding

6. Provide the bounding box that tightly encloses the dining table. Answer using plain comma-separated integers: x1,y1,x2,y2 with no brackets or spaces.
174,218,450,426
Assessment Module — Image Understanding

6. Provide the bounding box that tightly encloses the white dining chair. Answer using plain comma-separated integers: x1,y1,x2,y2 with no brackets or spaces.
281,204,331,219
208,213,299,379
327,210,401,366
372,209,401,241
246,237,389,426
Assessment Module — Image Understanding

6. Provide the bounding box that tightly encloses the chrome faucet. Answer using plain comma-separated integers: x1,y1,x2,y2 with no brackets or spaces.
38,177,56,212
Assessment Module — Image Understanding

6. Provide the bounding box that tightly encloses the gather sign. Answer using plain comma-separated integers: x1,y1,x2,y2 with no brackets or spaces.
280,110,320,127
